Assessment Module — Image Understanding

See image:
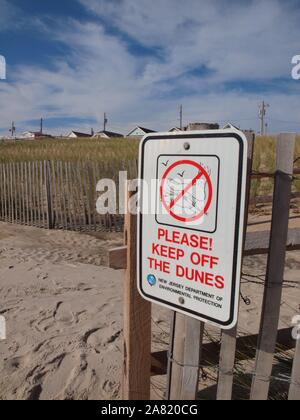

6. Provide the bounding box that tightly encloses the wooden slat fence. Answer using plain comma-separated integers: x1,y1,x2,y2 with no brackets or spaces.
0,153,298,234
0,160,138,232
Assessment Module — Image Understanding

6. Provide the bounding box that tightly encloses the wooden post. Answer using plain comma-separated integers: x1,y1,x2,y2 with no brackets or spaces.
123,186,151,400
250,133,296,400
9,163,13,223
217,131,255,400
181,319,205,399
168,313,188,399
25,162,30,226
45,161,54,229
37,162,41,227
28,161,33,225
167,313,205,400
39,162,45,228
0,164,3,220
289,337,300,400
217,326,238,400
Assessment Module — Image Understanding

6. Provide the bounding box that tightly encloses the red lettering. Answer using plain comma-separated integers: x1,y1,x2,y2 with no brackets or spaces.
158,228,165,241
152,243,185,261
190,252,219,269
205,273,214,287
215,276,225,289
147,257,170,274
157,228,213,251
152,243,160,255
175,266,224,289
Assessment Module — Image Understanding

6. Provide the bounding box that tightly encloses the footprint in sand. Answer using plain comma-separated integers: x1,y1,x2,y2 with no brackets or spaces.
54,302,74,324
4,353,31,372
32,302,75,333
82,327,121,353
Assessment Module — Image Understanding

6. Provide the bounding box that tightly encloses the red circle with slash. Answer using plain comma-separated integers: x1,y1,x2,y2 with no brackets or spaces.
160,160,213,223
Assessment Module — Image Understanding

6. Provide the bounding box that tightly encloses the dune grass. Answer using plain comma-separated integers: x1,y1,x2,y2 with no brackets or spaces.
0,135,299,198
0,137,139,164
251,135,300,200
0,135,299,164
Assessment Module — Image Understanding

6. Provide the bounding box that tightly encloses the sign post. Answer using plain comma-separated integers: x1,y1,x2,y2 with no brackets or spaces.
138,129,248,330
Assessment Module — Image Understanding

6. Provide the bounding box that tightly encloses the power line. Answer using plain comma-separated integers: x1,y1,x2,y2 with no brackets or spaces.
269,118,300,125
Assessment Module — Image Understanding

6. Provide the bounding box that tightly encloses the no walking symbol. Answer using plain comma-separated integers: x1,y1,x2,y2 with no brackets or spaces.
156,155,219,233
160,160,213,223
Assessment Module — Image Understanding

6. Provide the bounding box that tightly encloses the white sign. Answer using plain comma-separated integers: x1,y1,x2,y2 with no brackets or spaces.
137,129,248,329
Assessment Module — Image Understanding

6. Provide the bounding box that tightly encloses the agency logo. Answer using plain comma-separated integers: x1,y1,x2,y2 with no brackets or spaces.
147,274,157,287
292,315,300,340
292,55,300,80
0,315,6,340
0,55,6,80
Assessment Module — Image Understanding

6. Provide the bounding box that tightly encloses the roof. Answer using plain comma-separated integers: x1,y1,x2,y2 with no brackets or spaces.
127,126,157,135
69,131,91,137
94,130,123,138
22,131,51,137
169,127,182,132
137,126,156,133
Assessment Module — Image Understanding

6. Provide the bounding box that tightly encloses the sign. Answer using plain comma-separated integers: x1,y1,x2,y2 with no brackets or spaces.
137,129,248,329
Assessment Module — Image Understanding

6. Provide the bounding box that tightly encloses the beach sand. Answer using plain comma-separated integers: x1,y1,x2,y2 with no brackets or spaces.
0,219,299,400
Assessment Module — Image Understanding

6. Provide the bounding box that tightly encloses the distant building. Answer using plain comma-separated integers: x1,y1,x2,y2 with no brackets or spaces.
169,127,182,133
127,126,157,138
20,131,53,140
67,131,92,138
185,123,220,131
93,130,124,139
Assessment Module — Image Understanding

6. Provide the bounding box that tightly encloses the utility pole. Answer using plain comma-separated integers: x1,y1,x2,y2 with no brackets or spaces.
179,105,183,130
259,101,270,135
9,121,16,137
104,113,108,132
40,118,43,135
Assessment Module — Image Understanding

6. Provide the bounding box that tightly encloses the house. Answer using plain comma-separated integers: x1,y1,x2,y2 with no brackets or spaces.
169,127,182,133
127,126,157,138
21,131,35,139
67,131,92,138
20,131,53,140
93,130,124,139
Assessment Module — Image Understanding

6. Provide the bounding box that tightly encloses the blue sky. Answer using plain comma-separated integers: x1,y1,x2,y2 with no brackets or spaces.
0,0,300,136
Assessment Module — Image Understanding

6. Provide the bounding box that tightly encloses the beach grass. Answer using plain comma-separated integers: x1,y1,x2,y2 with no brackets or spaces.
0,135,299,199
0,137,139,164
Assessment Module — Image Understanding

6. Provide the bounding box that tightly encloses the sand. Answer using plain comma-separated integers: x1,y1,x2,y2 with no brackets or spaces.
0,220,299,400
0,223,125,400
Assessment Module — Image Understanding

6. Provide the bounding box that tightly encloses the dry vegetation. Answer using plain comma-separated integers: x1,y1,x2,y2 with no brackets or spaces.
0,137,139,164
250,135,300,206
0,135,299,201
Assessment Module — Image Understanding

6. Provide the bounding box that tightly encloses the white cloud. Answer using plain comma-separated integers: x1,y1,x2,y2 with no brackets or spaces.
0,0,300,136
80,0,300,83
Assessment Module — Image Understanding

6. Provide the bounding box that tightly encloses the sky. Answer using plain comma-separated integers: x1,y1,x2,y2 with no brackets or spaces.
0,0,300,136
